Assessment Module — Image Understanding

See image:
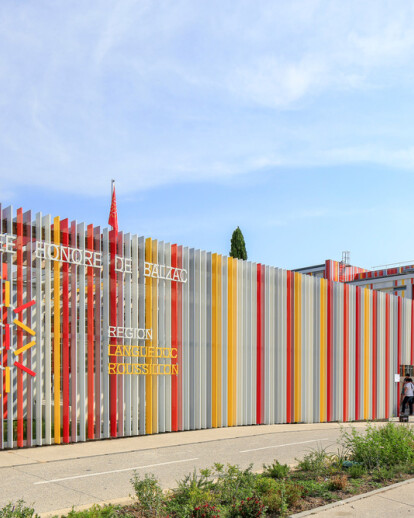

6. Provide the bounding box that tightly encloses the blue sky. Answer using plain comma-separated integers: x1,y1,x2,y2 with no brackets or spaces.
1,1,414,270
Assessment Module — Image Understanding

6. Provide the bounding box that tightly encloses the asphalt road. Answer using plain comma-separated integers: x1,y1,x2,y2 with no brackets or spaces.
0,422,371,515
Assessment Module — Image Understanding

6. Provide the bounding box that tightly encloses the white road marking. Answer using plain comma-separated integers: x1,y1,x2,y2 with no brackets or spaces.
240,438,330,453
34,457,199,485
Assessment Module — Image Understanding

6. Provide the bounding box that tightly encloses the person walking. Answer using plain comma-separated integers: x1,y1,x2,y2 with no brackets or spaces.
402,377,414,415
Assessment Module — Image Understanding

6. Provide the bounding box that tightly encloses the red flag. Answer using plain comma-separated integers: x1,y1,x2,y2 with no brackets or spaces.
108,181,118,233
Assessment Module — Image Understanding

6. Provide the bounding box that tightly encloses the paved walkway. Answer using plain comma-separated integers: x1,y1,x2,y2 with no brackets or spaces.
0,421,406,517
293,478,414,517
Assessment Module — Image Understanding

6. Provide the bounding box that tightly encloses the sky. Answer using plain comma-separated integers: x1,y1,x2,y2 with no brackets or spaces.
1,1,414,270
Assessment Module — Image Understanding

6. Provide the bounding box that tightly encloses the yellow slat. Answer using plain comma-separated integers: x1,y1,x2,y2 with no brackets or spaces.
212,254,217,427
14,340,36,356
13,319,35,336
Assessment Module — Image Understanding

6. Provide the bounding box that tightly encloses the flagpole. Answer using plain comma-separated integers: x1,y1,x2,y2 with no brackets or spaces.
109,179,117,437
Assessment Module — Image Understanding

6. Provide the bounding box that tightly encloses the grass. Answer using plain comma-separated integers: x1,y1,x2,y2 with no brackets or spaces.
2,423,414,517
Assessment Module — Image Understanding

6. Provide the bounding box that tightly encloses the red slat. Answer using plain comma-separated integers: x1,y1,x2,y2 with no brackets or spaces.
1,262,6,440
327,281,332,422
372,291,377,420
261,264,265,423
385,294,390,418
117,232,124,436
256,264,262,424
397,297,402,415
87,224,94,439
411,298,414,366
16,208,23,447
61,219,70,443
14,301,35,314
343,284,348,422
110,229,117,437
14,362,35,377
286,270,292,423
355,287,360,421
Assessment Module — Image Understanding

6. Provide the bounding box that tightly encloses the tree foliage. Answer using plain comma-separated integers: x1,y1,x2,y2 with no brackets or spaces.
229,226,247,260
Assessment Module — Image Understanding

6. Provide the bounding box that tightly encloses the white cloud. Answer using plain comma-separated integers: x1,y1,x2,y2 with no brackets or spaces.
227,56,326,109
1,1,414,196
322,146,414,170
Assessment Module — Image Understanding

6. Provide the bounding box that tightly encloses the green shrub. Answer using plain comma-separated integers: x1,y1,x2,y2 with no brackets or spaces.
348,464,366,479
348,478,365,494
253,476,279,497
282,482,304,507
65,505,119,518
166,469,218,517
229,496,265,518
300,479,332,499
191,502,221,518
167,488,217,518
262,460,290,479
254,477,286,514
342,423,414,470
371,466,396,482
131,472,165,517
0,501,38,518
402,462,414,475
261,491,287,516
165,464,258,517
296,446,332,475
213,464,256,506
260,480,302,515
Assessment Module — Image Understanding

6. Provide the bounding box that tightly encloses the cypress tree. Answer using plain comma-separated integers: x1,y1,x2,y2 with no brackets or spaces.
229,226,247,260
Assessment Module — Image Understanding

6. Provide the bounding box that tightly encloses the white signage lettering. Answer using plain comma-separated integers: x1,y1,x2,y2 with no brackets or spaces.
1,234,187,283
108,326,152,340
144,262,188,283
35,241,102,269
115,256,132,273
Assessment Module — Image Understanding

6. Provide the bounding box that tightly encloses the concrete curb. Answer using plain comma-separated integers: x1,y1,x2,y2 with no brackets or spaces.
290,477,414,517
39,496,135,518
